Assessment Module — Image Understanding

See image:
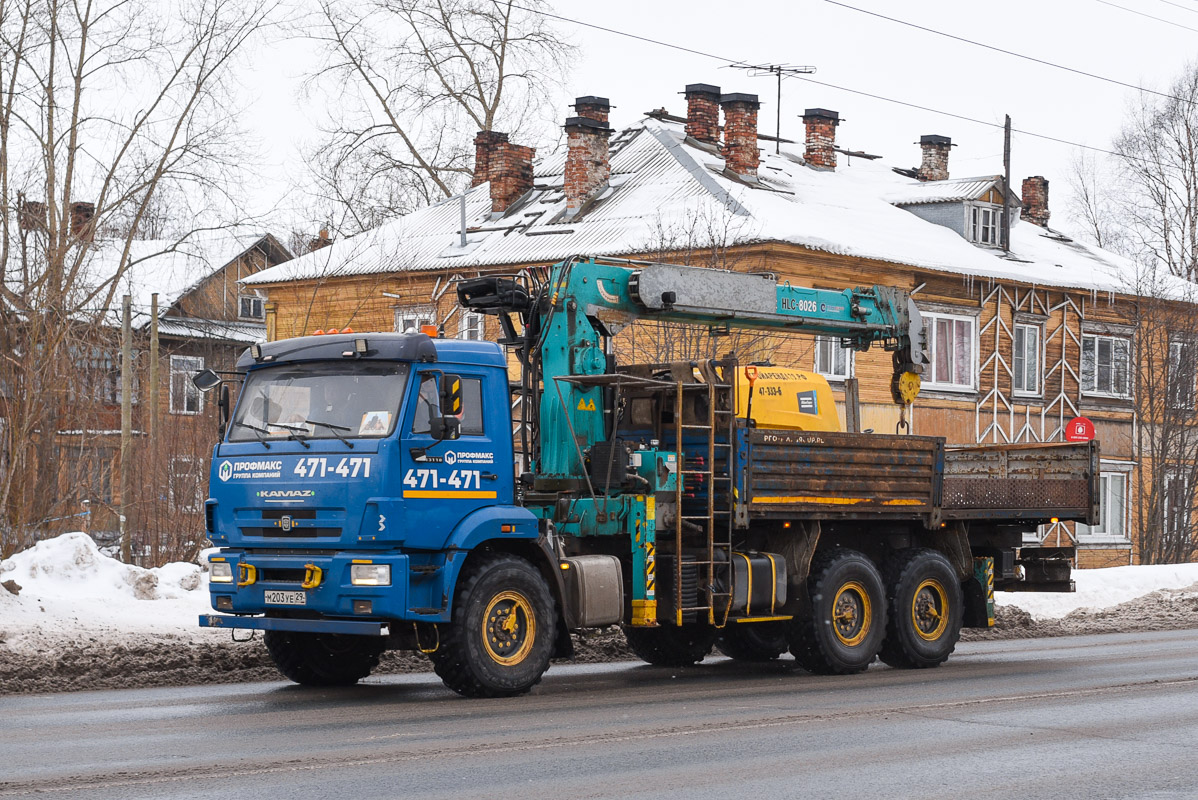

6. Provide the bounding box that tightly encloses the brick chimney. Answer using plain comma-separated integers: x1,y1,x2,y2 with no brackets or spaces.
802,108,840,170
488,140,536,213
472,130,509,188
563,113,612,217
1021,176,1050,227
917,135,953,182
720,93,760,179
684,83,721,145
18,200,46,234
309,228,332,252
572,95,610,125
70,201,95,241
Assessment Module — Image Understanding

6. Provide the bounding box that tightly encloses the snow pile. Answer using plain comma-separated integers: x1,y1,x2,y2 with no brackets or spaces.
0,532,215,653
996,562,1198,619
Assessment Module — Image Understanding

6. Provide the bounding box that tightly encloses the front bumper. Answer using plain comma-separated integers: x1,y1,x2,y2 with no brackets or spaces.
198,614,389,636
207,550,410,619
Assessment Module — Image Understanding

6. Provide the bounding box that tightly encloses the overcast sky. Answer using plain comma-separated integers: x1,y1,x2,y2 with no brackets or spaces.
244,0,1197,239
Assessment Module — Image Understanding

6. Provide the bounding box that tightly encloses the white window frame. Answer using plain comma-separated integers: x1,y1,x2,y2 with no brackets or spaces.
1168,338,1197,411
1076,465,1131,544
967,203,1000,246
1081,333,1131,398
1165,469,1192,550
923,311,976,392
394,305,436,333
813,336,853,382
169,355,204,415
168,455,203,514
458,310,484,341
1012,322,1042,397
238,294,265,321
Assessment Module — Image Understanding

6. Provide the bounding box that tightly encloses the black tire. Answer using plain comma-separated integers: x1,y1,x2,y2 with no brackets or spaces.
789,549,887,675
879,548,964,669
428,553,556,698
263,630,385,686
623,624,717,666
716,622,789,662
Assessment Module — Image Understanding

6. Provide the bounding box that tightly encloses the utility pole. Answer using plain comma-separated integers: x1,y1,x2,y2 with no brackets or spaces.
119,294,132,563
730,63,817,154
1002,114,1012,253
149,293,159,443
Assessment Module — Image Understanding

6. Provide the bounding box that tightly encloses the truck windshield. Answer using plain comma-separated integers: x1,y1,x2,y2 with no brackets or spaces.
229,362,410,442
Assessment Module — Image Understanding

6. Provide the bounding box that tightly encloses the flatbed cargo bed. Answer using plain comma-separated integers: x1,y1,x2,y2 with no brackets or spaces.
739,428,1098,528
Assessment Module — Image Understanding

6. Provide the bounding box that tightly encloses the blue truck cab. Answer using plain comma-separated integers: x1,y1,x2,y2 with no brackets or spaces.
202,332,545,646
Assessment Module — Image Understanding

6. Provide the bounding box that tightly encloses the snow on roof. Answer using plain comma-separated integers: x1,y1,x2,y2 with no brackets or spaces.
154,317,265,344
243,117,1171,298
81,231,283,328
884,175,1008,206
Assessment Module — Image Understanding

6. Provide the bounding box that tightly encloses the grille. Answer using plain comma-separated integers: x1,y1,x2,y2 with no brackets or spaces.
942,478,1089,509
242,526,341,539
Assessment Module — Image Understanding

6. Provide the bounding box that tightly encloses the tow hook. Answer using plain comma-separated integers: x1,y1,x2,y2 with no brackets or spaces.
236,563,257,587
302,564,323,589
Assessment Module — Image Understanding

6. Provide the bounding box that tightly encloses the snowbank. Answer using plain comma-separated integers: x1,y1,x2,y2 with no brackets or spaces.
0,532,215,653
3,533,1198,650
996,562,1198,619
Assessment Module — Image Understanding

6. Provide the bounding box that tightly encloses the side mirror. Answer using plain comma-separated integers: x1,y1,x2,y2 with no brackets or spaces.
192,369,221,392
440,373,462,416
218,385,230,439
429,415,461,441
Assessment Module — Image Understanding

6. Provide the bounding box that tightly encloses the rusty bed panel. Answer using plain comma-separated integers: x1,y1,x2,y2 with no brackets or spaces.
941,441,1099,523
742,429,942,520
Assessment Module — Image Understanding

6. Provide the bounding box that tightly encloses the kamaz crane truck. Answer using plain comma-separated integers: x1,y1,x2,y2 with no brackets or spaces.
198,256,1096,697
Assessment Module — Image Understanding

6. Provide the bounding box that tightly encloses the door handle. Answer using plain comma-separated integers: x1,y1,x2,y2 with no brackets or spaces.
481,472,498,481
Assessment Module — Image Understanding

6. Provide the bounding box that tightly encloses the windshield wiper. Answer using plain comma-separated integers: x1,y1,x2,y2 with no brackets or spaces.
266,422,312,449
305,419,354,448
236,422,272,449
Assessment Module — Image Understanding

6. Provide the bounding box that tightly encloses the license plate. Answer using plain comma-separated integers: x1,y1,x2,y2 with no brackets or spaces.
264,590,307,606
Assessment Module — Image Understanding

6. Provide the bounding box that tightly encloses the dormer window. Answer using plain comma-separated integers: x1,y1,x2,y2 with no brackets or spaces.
967,204,1000,246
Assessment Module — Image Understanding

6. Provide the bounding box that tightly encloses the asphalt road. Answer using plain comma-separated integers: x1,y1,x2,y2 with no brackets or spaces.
3,629,1198,800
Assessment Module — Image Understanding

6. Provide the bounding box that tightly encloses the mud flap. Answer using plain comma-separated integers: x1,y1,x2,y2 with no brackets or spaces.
962,556,995,628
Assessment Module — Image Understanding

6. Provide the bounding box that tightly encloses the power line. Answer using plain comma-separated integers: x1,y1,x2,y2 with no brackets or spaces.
789,74,1138,162
505,1,1143,162
824,1,1195,106
1097,0,1198,31
1156,0,1198,17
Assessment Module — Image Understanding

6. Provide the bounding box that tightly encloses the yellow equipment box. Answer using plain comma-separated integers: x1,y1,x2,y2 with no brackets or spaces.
733,366,840,432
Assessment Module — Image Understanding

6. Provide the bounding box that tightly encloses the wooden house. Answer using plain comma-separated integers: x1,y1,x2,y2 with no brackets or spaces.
242,88,1198,568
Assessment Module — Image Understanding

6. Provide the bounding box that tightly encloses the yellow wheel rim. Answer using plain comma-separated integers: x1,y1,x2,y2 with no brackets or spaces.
482,590,536,666
831,580,872,647
911,578,949,642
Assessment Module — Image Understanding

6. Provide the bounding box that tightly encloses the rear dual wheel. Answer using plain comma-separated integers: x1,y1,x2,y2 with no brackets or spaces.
789,549,886,675
879,549,963,669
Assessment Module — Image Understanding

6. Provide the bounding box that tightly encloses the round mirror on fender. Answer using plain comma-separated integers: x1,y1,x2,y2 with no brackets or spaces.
192,368,222,392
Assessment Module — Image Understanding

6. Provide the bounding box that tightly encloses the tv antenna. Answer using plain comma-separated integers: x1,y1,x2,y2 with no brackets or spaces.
728,63,817,153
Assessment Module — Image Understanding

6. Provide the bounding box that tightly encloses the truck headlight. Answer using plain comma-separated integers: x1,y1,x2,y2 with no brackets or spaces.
210,561,233,583
351,564,391,586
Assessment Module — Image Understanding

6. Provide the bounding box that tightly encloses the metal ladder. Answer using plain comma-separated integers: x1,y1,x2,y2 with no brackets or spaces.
672,376,736,626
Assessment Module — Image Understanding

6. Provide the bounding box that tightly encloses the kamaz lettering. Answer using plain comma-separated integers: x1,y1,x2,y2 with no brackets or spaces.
256,490,316,499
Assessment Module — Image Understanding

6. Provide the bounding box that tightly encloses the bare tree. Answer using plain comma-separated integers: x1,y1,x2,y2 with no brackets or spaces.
1114,264,1198,564
618,205,779,366
1110,63,1198,281
298,0,572,236
0,0,274,556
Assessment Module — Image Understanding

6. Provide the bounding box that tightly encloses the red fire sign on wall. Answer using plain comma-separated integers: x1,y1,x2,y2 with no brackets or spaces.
1065,416,1096,442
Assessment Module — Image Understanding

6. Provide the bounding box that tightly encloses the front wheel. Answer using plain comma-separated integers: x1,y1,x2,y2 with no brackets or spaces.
879,549,963,669
429,553,556,698
263,631,385,686
789,549,886,675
